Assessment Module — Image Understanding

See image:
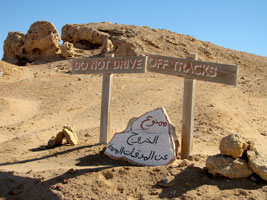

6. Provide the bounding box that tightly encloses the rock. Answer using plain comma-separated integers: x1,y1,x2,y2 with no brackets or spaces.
62,128,78,145
54,131,65,145
158,176,175,187
47,136,56,148
111,36,145,57
3,32,26,64
206,154,253,178
61,23,145,57
219,134,252,158
247,149,267,181
24,21,61,61
3,21,61,65
47,131,65,148
47,125,77,147
60,42,76,59
105,107,179,166
61,24,111,55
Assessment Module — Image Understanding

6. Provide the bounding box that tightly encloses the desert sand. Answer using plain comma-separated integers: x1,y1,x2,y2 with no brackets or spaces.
0,22,267,199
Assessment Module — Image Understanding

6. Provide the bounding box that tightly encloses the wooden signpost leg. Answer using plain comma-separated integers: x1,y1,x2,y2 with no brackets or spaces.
100,54,114,144
181,53,197,159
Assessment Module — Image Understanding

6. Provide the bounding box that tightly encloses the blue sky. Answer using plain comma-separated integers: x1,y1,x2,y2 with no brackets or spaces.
0,0,266,58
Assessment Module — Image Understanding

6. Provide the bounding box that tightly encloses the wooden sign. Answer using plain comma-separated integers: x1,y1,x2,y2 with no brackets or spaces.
72,56,147,74
72,53,239,160
104,108,177,166
147,54,239,86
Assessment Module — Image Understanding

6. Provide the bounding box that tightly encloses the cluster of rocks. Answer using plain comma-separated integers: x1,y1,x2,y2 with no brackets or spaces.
47,125,78,148
206,134,267,181
3,21,146,65
3,21,61,65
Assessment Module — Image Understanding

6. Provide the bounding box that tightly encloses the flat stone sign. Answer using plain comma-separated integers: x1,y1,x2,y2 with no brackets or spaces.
104,108,178,166
72,56,147,74
147,54,239,86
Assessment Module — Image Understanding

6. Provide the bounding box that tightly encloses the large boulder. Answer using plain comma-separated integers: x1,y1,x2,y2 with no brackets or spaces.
3,32,26,64
247,149,267,181
3,21,61,65
219,134,252,158
24,21,61,61
206,154,253,179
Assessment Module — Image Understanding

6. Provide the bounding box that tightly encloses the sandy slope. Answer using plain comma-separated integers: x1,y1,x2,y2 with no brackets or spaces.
0,38,267,199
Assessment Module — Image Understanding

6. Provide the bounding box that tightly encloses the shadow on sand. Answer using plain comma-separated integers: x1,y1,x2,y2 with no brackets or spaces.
153,166,266,199
0,143,130,199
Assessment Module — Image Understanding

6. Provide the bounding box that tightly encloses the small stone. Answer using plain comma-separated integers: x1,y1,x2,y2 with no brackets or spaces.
51,185,63,191
260,132,267,136
239,189,248,196
85,133,92,137
103,171,113,179
158,176,175,187
68,168,76,174
161,176,168,183
62,179,69,184
151,190,159,195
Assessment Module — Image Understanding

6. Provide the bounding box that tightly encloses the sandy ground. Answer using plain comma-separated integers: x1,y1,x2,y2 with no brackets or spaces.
0,58,266,199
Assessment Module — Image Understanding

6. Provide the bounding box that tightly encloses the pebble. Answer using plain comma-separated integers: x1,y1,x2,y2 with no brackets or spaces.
151,190,160,195
103,171,113,179
68,168,76,174
158,176,175,187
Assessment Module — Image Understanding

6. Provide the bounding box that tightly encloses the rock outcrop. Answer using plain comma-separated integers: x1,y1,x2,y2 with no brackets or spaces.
61,23,145,58
206,155,253,178
3,21,61,65
4,21,267,70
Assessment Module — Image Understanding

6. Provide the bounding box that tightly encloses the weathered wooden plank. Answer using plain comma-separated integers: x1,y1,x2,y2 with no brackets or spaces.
181,78,196,158
99,54,114,144
181,54,197,159
147,54,238,86
72,56,147,74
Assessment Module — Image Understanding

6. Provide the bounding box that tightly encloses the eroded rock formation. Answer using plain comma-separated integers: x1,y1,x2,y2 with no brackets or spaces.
61,23,145,57
3,21,61,65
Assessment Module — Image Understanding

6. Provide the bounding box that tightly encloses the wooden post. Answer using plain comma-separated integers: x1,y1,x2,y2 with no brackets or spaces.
181,53,197,159
99,53,114,144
